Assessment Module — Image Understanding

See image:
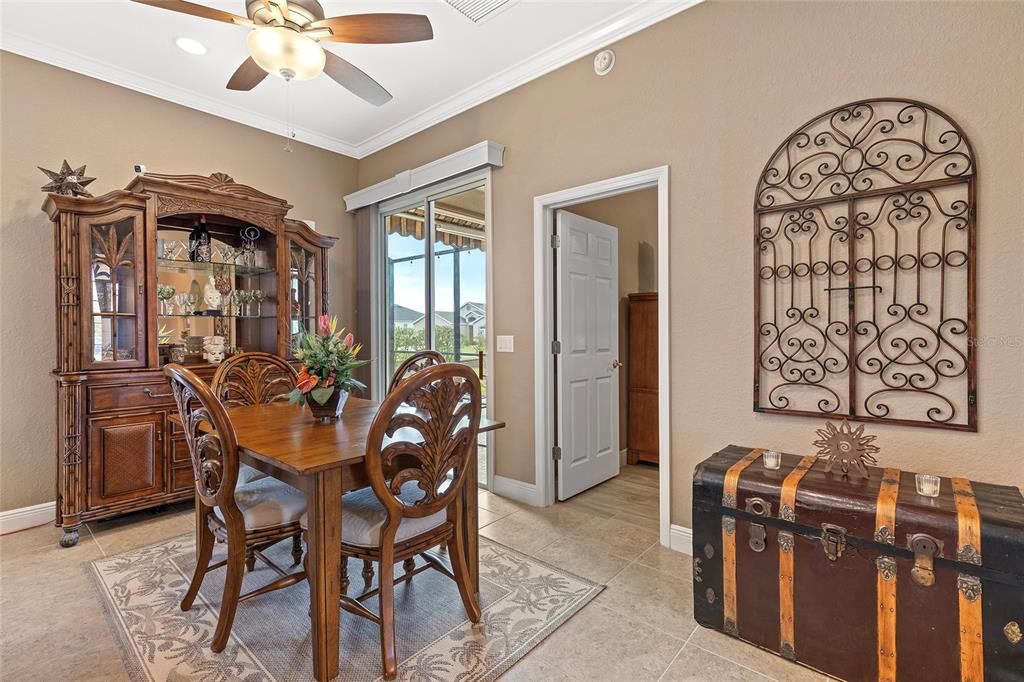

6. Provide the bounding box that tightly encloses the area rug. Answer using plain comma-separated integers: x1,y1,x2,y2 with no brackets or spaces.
87,534,601,681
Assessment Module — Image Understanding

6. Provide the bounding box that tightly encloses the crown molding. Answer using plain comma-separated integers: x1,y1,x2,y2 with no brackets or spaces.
0,30,361,157
1,0,702,160
348,0,703,157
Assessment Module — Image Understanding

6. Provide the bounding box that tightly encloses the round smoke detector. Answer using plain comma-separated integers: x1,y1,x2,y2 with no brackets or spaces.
594,49,615,76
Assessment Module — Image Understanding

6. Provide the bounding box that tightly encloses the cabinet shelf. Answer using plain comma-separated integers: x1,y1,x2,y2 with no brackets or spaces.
158,314,274,320
157,257,275,277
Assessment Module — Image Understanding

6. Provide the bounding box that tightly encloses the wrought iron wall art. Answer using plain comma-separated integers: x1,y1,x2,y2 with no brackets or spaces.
754,99,976,430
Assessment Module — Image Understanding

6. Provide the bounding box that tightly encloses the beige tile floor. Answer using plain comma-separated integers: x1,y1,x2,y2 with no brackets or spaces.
0,465,833,681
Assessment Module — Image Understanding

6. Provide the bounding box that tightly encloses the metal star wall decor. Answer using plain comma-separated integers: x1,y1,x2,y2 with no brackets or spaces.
39,160,96,197
812,418,880,478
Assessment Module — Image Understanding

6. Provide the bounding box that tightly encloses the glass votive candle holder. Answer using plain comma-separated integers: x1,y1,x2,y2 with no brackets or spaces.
763,450,781,470
915,473,941,498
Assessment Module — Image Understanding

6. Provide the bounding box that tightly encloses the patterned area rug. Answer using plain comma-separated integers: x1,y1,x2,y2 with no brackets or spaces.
87,534,601,681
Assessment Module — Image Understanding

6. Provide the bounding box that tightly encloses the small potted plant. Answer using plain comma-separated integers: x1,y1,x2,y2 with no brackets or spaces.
287,315,367,422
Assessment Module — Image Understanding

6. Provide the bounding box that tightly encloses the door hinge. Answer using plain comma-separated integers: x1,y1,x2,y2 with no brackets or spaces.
552,446,562,461
551,233,560,248
551,340,561,354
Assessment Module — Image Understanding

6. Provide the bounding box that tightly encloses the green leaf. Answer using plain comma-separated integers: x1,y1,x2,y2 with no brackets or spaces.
310,386,336,405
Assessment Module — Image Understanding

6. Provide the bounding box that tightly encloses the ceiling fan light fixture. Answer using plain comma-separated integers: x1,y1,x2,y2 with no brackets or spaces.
246,26,325,81
174,37,207,55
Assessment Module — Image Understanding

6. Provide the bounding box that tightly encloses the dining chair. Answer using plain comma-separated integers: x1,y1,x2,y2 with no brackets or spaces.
387,349,445,394
165,363,308,653
211,351,298,407
211,352,303,568
302,363,482,680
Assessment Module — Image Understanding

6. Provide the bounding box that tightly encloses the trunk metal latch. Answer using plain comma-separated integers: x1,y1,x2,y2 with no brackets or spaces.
908,533,943,588
748,524,767,552
821,523,847,561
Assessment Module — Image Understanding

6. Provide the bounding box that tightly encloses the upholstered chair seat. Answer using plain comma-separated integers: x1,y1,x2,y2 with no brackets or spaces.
215,477,307,531
238,463,269,485
300,482,447,548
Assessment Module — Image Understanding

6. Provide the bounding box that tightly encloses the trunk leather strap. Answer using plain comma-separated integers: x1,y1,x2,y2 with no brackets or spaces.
778,454,816,659
952,477,983,682
875,468,902,682
721,448,763,636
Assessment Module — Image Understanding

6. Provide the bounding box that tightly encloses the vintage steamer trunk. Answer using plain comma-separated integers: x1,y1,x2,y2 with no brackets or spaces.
693,445,1024,682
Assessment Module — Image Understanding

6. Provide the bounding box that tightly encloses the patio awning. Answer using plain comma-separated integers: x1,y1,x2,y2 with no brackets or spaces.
387,207,486,252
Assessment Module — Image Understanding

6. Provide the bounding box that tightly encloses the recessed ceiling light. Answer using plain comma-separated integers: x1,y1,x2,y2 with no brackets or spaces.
175,37,207,56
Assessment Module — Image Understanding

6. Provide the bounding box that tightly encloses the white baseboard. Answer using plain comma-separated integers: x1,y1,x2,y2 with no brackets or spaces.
0,501,55,535
619,448,628,466
491,475,543,507
669,524,693,555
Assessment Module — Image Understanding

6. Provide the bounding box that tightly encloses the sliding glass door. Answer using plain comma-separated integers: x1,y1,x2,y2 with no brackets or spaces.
380,178,490,486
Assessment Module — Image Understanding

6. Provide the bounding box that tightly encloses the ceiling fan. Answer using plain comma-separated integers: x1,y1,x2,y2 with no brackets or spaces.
131,0,434,106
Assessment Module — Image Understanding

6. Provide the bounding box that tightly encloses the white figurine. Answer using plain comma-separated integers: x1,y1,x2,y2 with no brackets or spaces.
203,275,221,311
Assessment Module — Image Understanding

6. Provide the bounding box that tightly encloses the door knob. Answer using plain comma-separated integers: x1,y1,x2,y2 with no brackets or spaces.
612,359,624,369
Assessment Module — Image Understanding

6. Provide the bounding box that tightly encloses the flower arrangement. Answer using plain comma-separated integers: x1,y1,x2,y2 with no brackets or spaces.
287,315,367,408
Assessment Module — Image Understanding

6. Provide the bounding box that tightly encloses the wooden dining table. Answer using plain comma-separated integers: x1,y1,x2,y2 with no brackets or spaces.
193,397,505,681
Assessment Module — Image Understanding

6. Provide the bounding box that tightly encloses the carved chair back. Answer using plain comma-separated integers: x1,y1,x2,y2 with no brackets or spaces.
366,363,481,524
387,350,446,395
211,352,298,408
164,364,244,522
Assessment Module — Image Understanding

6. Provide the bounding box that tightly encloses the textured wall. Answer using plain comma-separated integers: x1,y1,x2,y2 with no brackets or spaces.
567,188,659,451
356,1,1024,525
0,52,359,511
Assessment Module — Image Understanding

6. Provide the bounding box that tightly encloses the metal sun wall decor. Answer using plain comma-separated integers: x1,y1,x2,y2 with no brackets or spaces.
813,418,880,478
754,98,976,430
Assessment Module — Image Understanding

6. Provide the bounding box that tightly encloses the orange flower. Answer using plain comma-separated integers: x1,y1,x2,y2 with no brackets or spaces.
323,375,335,388
296,368,319,394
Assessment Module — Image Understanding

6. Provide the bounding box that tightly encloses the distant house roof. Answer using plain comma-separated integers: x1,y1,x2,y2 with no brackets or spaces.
410,303,486,328
392,305,422,322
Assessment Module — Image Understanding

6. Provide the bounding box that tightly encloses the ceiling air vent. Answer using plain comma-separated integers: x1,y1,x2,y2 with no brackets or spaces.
445,0,518,23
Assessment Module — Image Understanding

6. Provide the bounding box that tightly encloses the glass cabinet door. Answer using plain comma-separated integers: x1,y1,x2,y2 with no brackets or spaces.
288,238,322,354
81,209,146,368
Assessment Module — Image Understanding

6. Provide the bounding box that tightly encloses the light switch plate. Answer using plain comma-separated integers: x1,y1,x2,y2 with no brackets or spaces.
496,335,514,352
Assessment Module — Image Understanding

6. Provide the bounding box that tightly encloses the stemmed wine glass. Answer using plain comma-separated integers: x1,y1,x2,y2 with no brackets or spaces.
156,285,176,315
172,293,188,315
234,290,253,317
251,289,265,317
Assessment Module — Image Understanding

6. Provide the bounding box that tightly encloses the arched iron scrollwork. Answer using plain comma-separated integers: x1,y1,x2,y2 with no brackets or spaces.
754,99,976,430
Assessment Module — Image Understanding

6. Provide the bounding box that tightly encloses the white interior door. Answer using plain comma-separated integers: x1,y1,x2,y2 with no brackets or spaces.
556,211,620,500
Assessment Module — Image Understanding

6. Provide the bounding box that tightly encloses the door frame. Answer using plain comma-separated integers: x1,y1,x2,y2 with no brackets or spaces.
533,166,671,547
370,168,495,490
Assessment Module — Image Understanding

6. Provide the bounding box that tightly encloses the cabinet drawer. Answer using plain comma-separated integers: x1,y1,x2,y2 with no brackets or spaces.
170,436,191,465
89,381,175,412
171,465,195,493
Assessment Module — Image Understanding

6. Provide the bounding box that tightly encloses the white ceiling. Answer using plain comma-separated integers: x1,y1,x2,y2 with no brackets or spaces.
0,0,699,158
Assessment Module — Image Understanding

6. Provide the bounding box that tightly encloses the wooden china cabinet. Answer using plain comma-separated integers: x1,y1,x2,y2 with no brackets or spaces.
43,171,336,547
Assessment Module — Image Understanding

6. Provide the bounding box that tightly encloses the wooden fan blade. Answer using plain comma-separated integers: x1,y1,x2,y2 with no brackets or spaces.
308,14,433,44
227,58,269,91
322,51,392,106
130,0,251,26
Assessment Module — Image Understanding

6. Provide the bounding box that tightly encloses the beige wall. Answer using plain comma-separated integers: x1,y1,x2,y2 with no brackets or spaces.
567,188,658,450
0,52,359,511
357,1,1024,526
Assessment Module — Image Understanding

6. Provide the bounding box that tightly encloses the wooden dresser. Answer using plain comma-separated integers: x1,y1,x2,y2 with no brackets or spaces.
43,171,336,547
626,292,658,465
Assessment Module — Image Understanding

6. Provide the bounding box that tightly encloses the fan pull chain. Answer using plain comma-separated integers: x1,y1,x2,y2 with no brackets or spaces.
284,76,296,153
